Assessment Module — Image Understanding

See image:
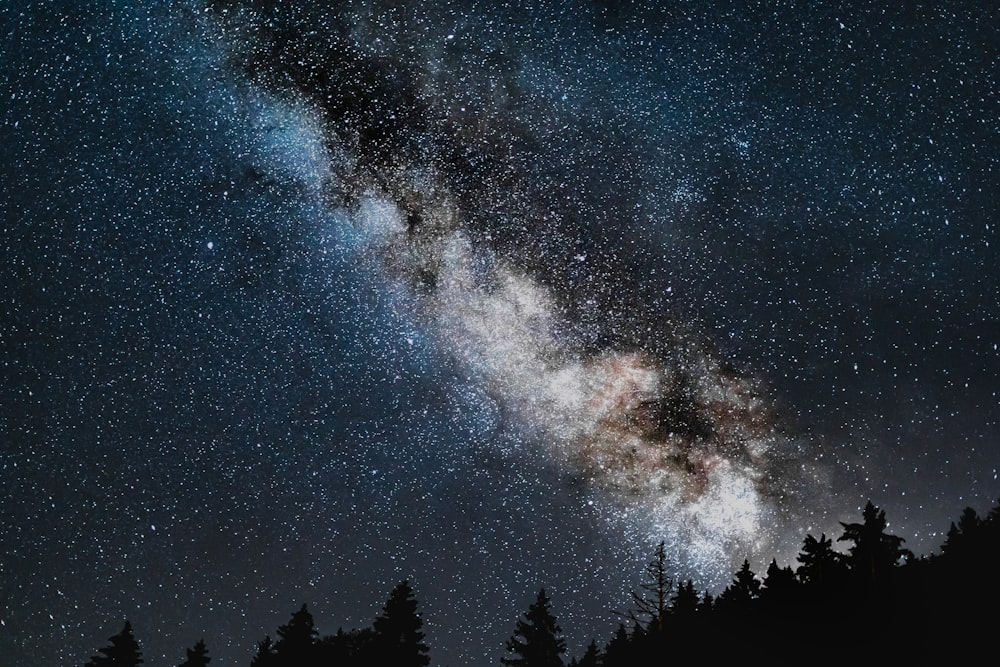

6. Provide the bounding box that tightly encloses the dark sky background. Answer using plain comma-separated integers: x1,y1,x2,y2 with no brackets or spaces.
2,2,999,666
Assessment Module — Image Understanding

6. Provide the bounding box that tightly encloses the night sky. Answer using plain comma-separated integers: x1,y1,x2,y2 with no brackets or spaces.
3,1,999,666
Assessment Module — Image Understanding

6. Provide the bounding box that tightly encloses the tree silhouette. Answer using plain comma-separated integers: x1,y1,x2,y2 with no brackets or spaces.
576,639,600,667
316,628,375,667
73,499,1000,667
371,580,430,667
795,533,843,590
838,501,912,595
601,624,631,667
717,560,760,611
273,604,319,666
760,559,798,614
316,627,375,666
84,621,143,667
984,501,1000,565
941,507,982,558
670,579,700,617
249,636,277,667
177,639,210,667
627,541,673,633
502,588,566,667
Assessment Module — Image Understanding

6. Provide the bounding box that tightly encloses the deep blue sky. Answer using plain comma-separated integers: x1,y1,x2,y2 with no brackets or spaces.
2,2,998,666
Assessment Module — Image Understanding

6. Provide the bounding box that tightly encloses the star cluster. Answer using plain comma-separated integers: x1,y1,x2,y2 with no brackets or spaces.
2,2,999,667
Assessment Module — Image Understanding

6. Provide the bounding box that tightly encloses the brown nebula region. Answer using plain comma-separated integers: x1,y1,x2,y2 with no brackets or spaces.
345,186,797,563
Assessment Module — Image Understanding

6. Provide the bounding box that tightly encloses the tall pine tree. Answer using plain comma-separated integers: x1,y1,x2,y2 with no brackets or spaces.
628,541,673,633
717,559,761,612
274,604,319,666
249,637,277,667
670,579,700,617
84,621,143,667
796,533,843,589
601,624,632,667
371,580,430,667
177,639,210,667
576,640,600,667
838,501,912,595
502,589,566,667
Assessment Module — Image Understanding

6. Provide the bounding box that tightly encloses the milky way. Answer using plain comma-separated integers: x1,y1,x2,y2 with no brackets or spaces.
207,0,816,562
353,187,791,565
3,2,999,667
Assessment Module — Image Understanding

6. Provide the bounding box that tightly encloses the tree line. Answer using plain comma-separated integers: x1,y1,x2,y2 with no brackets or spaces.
83,499,1000,665
83,581,429,667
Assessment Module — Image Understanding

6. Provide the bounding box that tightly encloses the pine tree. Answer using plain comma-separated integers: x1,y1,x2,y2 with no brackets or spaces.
84,621,143,667
577,639,600,667
601,624,631,667
670,579,700,617
628,541,673,633
317,627,375,665
717,559,760,611
502,588,566,667
760,559,798,611
371,580,430,667
941,507,982,558
274,604,319,666
177,639,210,667
249,636,277,667
796,533,843,589
838,501,912,594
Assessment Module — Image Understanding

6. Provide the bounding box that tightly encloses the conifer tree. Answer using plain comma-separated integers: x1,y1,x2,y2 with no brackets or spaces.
84,621,143,667
717,560,760,611
274,604,319,666
601,624,631,667
628,541,673,633
760,559,798,611
838,501,912,592
670,579,700,616
502,588,566,667
177,639,210,667
576,639,600,667
317,627,375,665
941,507,982,558
249,636,277,667
372,580,430,667
796,533,843,588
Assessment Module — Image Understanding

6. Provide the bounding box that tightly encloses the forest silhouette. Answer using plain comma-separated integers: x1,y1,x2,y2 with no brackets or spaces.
82,500,1000,665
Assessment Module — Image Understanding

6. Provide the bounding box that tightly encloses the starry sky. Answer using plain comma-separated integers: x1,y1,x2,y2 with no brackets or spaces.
2,1,999,666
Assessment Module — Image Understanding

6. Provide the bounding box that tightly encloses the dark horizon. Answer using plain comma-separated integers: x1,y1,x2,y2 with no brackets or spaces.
79,498,1000,666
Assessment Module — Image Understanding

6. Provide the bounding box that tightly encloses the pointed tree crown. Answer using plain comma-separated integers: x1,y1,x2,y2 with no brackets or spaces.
502,588,566,667
718,559,761,610
372,580,430,667
670,579,700,616
85,621,143,667
628,541,674,632
838,501,912,581
577,639,600,667
942,507,983,557
177,639,210,667
273,604,319,665
796,532,843,586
